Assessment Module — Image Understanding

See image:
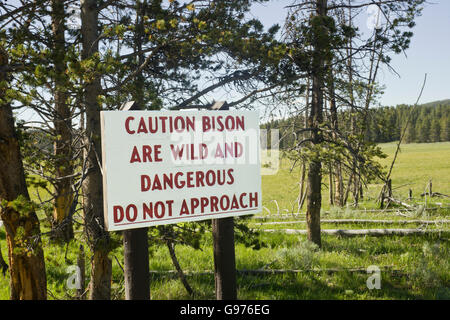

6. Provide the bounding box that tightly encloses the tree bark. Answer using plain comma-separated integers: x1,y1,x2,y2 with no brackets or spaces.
80,0,112,300
123,228,150,300
76,245,86,299
298,80,309,212
167,241,194,297
0,245,7,275
51,0,74,242
212,217,237,300
122,2,151,300
327,70,343,207
328,164,334,206
0,46,47,300
305,0,328,248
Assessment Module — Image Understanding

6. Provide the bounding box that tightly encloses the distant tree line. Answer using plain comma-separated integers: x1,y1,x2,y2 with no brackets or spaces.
365,101,450,143
262,100,450,149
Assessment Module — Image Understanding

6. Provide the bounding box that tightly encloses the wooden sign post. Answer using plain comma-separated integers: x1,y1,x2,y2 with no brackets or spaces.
210,102,237,300
174,101,237,299
120,101,150,300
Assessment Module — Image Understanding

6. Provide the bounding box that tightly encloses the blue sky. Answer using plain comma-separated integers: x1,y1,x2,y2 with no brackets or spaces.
250,0,450,107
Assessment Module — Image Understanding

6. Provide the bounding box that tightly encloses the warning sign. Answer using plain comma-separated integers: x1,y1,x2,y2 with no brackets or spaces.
101,110,262,231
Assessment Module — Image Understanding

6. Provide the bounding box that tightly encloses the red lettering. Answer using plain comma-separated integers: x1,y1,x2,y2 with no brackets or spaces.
154,202,165,219
190,198,199,214
137,117,148,133
160,116,168,132
170,144,185,160
249,192,258,207
180,200,190,215
163,173,173,189
235,142,243,157
174,172,185,189
174,116,184,132
200,197,209,213
230,195,239,210
227,169,234,185
220,195,230,211
239,193,248,208
113,206,124,223
195,171,205,187
130,146,141,163
125,117,135,134
214,144,224,158
202,116,211,131
225,143,233,157
154,145,162,162
186,171,194,188
225,116,234,130
210,196,219,212
142,145,152,162
126,204,138,222
235,116,245,130
205,170,216,186
143,203,153,219
166,200,173,217
152,174,162,191
141,175,151,191
186,116,195,131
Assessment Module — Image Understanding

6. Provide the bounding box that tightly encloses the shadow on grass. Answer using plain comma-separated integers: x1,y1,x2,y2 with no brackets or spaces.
148,268,430,300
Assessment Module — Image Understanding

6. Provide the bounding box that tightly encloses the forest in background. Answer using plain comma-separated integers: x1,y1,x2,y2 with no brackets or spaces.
262,99,450,150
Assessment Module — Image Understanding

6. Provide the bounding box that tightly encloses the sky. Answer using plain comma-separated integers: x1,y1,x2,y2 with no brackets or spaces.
250,0,450,107
12,0,450,124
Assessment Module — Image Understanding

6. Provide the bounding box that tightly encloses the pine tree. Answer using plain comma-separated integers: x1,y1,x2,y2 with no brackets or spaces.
417,118,431,143
440,116,450,141
430,118,441,142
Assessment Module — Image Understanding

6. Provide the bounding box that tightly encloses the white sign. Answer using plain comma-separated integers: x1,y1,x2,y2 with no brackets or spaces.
100,110,262,231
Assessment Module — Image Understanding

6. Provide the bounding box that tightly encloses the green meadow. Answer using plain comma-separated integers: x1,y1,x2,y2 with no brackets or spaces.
0,142,449,299
262,141,450,214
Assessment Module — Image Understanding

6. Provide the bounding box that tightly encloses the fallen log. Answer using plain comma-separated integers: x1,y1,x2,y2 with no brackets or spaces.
261,228,449,237
252,206,449,221
385,197,415,209
149,266,405,276
421,192,450,198
258,219,450,226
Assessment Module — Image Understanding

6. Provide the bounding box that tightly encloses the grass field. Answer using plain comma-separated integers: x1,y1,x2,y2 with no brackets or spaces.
262,141,450,214
0,142,449,299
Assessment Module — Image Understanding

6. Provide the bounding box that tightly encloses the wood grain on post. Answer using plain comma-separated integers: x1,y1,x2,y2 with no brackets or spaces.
121,101,150,300
211,102,237,300
212,217,237,300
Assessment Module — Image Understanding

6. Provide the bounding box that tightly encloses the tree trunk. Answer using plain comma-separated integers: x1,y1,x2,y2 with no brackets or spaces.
76,245,86,299
51,0,74,242
305,0,328,248
327,69,343,207
81,0,111,300
167,241,194,297
0,245,7,275
334,162,344,206
122,1,150,300
0,46,47,300
298,162,307,211
328,164,334,206
298,80,309,212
